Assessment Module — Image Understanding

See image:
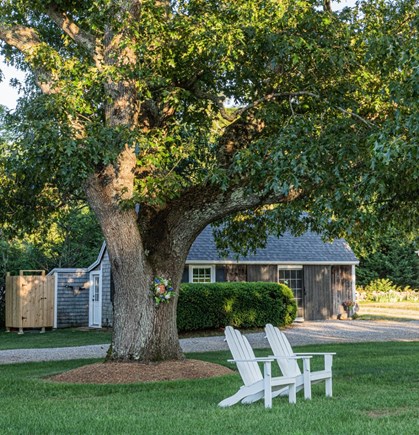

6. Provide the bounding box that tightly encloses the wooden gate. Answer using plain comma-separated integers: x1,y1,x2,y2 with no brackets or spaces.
5,271,55,333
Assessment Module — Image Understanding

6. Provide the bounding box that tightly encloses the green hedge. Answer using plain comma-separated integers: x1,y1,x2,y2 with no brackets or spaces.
177,282,297,332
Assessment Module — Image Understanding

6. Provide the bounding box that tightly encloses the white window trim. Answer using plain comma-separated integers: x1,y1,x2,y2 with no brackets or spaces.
188,265,216,283
278,265,304,321
277,265,303,271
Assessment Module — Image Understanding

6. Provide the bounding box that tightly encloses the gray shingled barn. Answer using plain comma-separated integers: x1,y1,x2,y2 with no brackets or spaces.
50,226,358,328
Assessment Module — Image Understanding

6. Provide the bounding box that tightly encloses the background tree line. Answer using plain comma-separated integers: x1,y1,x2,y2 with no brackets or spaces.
0,1,417,359
1,199,417,327
0,203,103,326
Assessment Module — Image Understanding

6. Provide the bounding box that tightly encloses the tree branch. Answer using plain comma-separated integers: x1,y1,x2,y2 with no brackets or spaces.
45,5,102,65
215,89,375,168
233,91,320,118
230,91,376,128
0,24,57,94
186,83,236,122
323,1,332,13
216,112,264,167
142,183,304,257
0,24,42,54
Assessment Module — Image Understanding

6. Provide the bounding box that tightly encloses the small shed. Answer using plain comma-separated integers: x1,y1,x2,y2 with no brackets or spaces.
48,243,113,328
50,226,358,328
182,226,359,321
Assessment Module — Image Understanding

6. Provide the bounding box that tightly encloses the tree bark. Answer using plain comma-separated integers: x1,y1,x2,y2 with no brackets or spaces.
107,233,184,362
86,163,185,361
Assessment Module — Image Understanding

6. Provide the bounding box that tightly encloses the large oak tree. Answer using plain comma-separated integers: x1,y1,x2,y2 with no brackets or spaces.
0,0,417,361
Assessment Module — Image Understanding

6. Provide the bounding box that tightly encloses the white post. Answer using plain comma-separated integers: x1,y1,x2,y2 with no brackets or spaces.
263,361,272,409
303,358,312,400
53,272,58,329
351,264,356,301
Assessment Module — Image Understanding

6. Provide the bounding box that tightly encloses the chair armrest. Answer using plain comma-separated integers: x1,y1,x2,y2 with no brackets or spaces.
294,352,336,356
294,353,334,371
269,355,312,360
228,357,275,363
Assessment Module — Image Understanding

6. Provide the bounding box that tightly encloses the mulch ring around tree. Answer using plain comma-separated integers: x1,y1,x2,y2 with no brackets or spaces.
47,360,234,384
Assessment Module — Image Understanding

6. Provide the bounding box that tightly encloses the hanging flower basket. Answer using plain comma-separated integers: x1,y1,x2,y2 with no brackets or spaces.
152,277,174,305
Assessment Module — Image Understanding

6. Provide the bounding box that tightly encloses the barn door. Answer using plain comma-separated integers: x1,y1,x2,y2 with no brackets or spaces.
303,266,332,320
89,272,102,328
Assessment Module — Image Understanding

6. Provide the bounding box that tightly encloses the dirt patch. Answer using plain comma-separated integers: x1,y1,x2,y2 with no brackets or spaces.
366,408,408,419
48,359,234,384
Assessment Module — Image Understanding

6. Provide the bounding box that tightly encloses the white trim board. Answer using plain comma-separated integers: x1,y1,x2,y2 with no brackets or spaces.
48,268,87,276
185,260,359,266
87,241,107,272
53,272,58,329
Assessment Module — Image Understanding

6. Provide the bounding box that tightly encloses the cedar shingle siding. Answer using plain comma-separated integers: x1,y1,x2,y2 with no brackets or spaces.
55,271,89,328
100,251,113,327
52,226,358,327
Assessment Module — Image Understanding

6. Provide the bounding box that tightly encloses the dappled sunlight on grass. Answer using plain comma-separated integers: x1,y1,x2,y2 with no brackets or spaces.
0,342,418,434
358,302,419,321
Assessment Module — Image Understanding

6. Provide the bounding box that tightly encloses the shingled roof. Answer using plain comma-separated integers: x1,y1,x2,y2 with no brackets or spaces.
186,225,358,265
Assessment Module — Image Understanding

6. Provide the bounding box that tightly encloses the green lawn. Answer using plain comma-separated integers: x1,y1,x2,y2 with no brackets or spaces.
0,328,112,350
0,342,418,434
357,301,419,321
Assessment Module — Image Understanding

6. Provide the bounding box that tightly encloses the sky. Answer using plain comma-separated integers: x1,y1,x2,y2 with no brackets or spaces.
0,0,358,110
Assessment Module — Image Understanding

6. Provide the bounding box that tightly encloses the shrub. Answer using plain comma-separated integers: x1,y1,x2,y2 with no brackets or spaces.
177,282,297,332
356,278,419,303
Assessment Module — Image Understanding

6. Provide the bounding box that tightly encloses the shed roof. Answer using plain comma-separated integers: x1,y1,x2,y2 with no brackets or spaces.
49,225,358,276
186,225,358,265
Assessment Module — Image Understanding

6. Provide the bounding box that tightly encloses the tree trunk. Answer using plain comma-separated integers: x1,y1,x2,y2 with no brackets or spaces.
86,184,186,362
108,238,185,362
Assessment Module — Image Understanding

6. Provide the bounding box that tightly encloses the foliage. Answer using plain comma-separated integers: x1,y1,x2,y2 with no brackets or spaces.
0,1,417,242
0,204,103,326
357,278,419,303
0,205,102,271
0,0,418,360
177,282,297,332
354,231,419,288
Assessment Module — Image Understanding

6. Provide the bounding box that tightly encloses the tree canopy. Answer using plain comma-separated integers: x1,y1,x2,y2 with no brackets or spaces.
1,1,416,240
0,0,417,361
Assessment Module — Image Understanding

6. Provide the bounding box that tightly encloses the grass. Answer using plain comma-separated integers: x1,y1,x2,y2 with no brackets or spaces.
0,342,418,434
0,328,112,350
0,328,264,351
357,301,419,321
1,300,418,350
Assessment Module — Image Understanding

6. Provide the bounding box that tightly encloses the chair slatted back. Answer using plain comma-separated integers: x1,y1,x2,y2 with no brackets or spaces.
225,326,263,386
265,324,301,378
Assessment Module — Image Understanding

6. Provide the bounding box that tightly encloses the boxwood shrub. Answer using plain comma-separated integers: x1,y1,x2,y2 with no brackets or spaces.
177,282,297,332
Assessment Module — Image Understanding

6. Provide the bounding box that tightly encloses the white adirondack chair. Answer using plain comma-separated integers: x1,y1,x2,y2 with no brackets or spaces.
219,326,297,408
265,323,336,399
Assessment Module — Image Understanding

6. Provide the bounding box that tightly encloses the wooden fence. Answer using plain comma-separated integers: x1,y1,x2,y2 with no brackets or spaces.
5,271,55,333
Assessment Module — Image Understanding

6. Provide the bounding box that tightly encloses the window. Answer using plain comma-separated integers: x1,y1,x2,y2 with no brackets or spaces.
189,265,215,283
278,266,303,317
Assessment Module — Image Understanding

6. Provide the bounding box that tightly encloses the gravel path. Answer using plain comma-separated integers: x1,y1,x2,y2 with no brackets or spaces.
1,320,418,365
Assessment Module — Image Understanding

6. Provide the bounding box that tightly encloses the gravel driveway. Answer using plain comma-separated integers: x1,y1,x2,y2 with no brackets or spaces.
1,320,418,365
